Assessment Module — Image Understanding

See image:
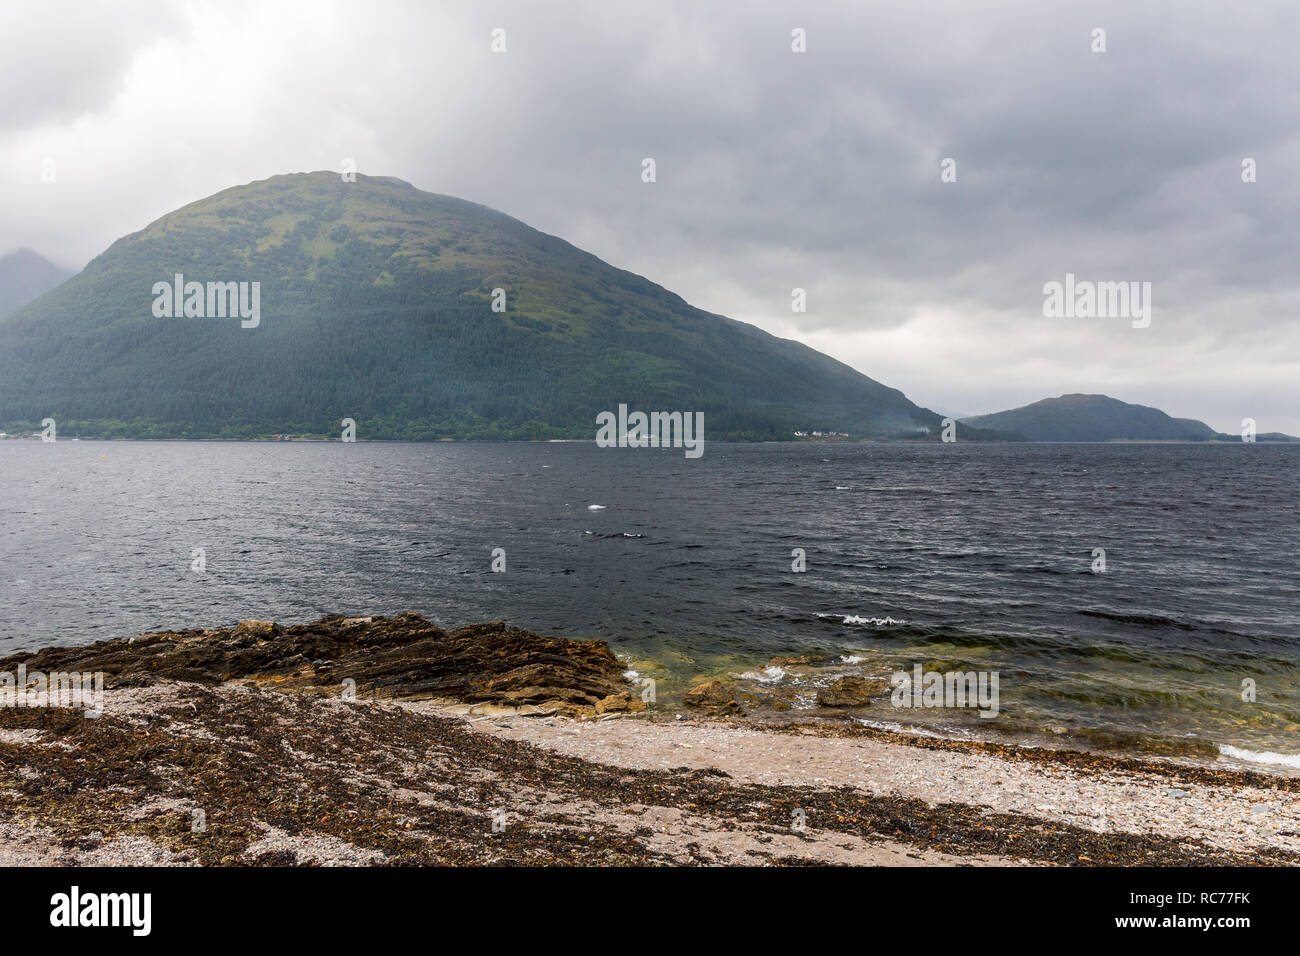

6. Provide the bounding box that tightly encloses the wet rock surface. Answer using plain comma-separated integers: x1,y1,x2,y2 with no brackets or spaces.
816,676,888,707
683,679,744,714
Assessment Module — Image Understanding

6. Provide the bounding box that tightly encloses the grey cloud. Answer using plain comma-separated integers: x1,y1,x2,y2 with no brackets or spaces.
0,0,188,131
1,0,1297,430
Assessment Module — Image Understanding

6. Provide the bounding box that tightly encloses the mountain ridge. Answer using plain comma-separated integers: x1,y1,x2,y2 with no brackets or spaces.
962,393,1297,442
0,172,957,441
0,249,73,318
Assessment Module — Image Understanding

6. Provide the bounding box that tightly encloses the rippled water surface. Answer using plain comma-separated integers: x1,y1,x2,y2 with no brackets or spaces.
1,440,1296,764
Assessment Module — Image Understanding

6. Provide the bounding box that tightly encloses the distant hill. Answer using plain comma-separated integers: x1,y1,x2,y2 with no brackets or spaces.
0,249,72,317
963,393,1297,442
0,172,956,441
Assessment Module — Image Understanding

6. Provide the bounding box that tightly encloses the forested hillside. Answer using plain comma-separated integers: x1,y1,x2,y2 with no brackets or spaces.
0,172,948,440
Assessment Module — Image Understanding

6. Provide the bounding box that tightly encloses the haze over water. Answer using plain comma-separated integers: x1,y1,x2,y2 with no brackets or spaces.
2,440,1296,766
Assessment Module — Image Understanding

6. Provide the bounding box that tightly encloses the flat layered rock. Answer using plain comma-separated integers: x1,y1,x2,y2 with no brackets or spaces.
0,614,631,712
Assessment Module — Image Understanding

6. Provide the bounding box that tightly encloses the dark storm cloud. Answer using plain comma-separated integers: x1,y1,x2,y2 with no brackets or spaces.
2,0,1297,430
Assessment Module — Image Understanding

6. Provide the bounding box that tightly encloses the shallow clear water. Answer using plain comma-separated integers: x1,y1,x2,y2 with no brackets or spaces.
1,440,1296,764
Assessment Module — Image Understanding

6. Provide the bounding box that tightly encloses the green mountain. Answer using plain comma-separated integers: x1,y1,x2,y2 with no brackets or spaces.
0,249,72,318
0,172,951,441
962,393,1237,442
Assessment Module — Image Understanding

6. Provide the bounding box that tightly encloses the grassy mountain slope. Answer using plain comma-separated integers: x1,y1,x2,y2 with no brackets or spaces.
0,249,72,318
962,394,1223,442
0,172,948,440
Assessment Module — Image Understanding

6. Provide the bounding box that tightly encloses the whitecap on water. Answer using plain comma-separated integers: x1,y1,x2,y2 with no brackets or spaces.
818,613,906,627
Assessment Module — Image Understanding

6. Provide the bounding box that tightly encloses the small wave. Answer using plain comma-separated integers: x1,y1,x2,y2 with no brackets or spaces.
587,504,607,511
850,717,982,742
1079,608,1195,631
840,655,864,663
738,665,786,683
1219,744,1300,769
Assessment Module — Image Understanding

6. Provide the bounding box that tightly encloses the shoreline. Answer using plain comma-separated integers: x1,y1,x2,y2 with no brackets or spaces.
1,613,1296,866
2,682,1295,867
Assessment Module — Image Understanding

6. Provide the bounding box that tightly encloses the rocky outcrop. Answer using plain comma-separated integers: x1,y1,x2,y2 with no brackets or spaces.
0,614,632,713
594,693,648,714
816,676,888,707
683,679,744,714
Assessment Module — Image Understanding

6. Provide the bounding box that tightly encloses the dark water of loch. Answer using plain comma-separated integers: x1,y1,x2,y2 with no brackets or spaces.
1,440,1297,768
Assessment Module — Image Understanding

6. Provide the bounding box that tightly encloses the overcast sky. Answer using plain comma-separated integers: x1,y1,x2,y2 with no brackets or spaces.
3,0,1298,432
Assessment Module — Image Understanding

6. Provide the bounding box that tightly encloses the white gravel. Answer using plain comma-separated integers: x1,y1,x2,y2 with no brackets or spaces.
458,712,1300,856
